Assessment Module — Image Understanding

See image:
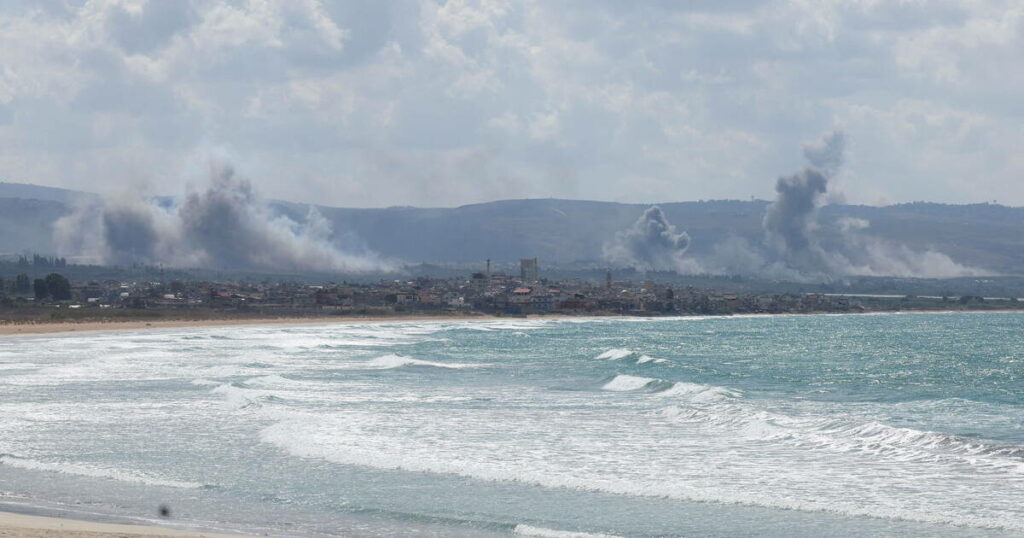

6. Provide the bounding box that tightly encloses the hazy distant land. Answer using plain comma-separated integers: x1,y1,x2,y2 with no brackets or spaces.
2,181,1022,277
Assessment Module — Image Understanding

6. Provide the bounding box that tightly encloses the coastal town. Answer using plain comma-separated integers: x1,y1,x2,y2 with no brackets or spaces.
1,257,1018,324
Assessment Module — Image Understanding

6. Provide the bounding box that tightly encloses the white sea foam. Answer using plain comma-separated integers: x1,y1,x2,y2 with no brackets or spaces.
513,524,623,538
210,383,274,410
792,420,1024,468
659,381,740,402
595,348,635,360
364,354,484,370
259,412,1024,532
5,313,1024,535
594,349,667,364
601,375,658,392
0,362,38,371
243,375,308,388
659,400,1024,472
0,455,202,489
601,376,735,401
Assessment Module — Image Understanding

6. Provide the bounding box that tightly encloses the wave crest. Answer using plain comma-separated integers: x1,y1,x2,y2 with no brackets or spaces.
0,454,203,489
601,375,739,403
365,354,485,370
594,349,668,364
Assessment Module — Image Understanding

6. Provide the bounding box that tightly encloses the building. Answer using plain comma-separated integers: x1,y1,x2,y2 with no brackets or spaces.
520,258,539,282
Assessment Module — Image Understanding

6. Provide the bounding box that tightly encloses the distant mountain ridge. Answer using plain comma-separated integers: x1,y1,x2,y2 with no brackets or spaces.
0,181,95,205
1,182,1022,274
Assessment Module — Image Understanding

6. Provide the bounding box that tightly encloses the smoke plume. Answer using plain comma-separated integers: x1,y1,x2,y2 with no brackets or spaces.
53,163,391,273
602,206,697,272
608,129,989,280
735,129,987,280
801,130,846,177
762,168,830,273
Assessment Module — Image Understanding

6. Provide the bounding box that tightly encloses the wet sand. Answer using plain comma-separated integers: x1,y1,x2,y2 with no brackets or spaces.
0,314,501,336
0,511,254,538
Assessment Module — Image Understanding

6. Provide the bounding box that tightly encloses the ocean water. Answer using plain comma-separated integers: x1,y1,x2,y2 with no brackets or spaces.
1,312,1023,537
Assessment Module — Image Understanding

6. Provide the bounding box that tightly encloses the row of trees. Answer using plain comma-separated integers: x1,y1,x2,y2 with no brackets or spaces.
0,273,71,301
16,254,68,269
0,274,32,294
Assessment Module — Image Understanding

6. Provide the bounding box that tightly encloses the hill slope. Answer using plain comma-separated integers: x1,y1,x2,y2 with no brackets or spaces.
1,182,1022,274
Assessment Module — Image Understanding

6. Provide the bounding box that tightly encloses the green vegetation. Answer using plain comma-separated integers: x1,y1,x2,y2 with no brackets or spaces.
31,273,72,301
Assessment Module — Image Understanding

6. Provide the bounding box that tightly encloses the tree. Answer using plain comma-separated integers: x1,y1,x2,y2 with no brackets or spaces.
45,273,72,301
14,274,30,294
33,279,48,300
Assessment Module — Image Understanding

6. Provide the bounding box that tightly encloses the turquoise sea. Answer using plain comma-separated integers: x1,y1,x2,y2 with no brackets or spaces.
1,312,1023,537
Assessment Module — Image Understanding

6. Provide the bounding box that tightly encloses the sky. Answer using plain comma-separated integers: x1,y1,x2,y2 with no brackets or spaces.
0,0,1021,208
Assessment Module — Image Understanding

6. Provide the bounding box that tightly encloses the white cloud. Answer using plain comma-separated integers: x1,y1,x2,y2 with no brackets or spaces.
0,0,1021,207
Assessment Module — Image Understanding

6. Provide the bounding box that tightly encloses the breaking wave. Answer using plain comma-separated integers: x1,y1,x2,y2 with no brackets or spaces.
242,375,309,388
659,401,1024,472
601,375,670,392
0,454,203,489
513,524,623,538
594,349,667,364
259,413,1024,532
601,373,1022,472
210,383,284,410
364,354,486,370
601,375,739,402
595,349,635,360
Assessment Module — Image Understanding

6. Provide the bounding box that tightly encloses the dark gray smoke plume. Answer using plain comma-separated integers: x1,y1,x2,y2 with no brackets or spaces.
694,129,988,280
603,206,696,272
101,204,162,264
762,168,830,273
53,163,391,272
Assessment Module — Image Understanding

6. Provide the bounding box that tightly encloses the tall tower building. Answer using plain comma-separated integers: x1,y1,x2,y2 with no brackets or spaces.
520,258,539,282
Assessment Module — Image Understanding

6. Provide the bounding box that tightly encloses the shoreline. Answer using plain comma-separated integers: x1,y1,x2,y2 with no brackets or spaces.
0,510,254,538
1,309,1021,337
0,314,504,337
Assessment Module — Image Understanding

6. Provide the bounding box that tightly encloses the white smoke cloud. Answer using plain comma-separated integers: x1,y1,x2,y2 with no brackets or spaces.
802,130,846,178
832,218,987,278
53,162,392,273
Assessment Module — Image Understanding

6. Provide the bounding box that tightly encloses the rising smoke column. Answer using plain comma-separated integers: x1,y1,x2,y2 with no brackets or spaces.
176,164,362,271
693,129,987,280
758,130,851,277
762,168,832,274
802,130,846,177
53,194,192,267
602,205,695,272
53,163,391,273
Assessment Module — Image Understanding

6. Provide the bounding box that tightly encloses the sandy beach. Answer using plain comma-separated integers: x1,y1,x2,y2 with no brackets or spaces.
2,310,1016,337
0,314,503,337
0,511,254,538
